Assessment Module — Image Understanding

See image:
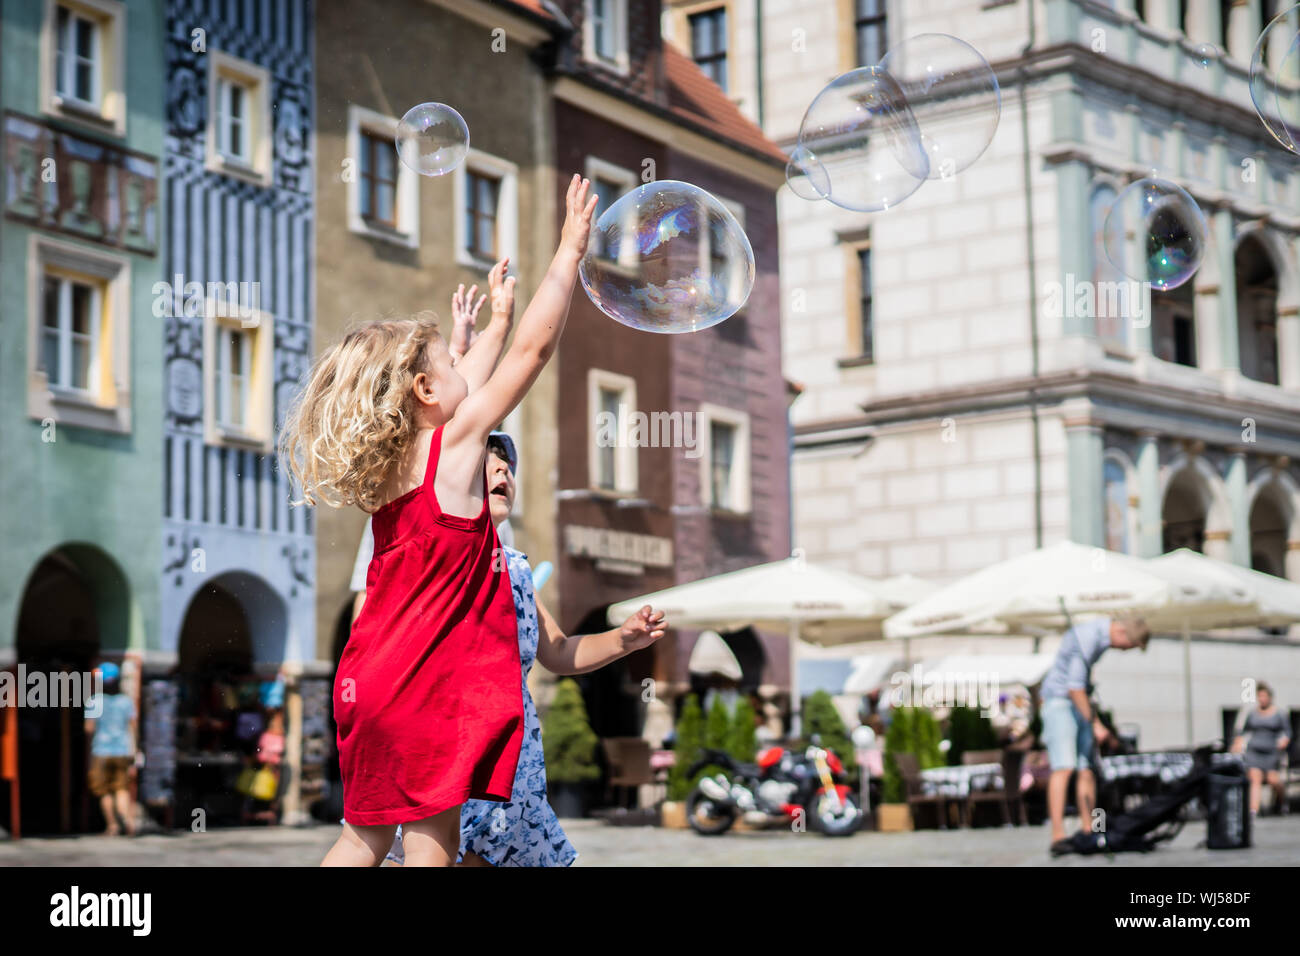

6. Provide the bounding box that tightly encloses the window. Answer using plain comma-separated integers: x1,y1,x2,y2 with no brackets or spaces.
360,130,397,227
1152,284,1197,368
857,246,873,362
698,403,750,513
1103,457,1130,554
42,0,125,135
55,5,99,107
584,157,639,261
587,369,638,494
206,50,272,185
42,274,101,393
215,325,251,430
465,171,501,260
855,0,887,68
690,7,728,92
216,75,250,163
585,0,629,73
346,105,420,247
455,150,519,268
204,306,274,449
28,234,132,432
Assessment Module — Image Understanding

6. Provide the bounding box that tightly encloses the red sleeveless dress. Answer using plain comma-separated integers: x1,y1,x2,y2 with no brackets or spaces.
335,426,523,825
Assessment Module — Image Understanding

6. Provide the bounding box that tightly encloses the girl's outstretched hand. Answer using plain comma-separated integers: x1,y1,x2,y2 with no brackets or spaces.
618,605,667,653
449,281,487,362
560,174,599,259
488,256,515,325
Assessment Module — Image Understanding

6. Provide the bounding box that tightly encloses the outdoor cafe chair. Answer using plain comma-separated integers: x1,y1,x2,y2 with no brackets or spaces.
964,749,1028,828
894,752,950,829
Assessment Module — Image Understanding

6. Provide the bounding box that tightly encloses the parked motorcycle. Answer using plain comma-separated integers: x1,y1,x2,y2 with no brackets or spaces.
685,741,863,837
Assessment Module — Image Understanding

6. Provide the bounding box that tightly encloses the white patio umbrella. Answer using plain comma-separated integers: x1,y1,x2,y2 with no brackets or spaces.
883,540,1257,747
1148,549,1300,745
608,557,904,733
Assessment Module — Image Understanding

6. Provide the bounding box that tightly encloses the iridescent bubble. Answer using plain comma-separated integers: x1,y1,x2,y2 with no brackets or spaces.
395,102,469,177
877,34,1001,180
795,66,929,212
578,180,754,334
1193,42,1219,68
1102,178,1207,292
785,144,830,201
1249,4,1300,154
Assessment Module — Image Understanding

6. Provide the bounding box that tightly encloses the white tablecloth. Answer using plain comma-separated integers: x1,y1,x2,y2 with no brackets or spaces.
919,763,1003,798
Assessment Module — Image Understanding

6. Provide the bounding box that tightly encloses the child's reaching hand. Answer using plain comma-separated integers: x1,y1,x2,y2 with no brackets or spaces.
617,606,668,654
559,174,600,260
449,281,487,363
488,256,516,326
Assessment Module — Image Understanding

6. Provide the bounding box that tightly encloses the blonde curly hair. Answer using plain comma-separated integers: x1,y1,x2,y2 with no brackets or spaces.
280,315,444,511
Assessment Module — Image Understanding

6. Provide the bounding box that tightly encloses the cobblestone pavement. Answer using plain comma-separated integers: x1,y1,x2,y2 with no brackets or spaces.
1,815,1295,866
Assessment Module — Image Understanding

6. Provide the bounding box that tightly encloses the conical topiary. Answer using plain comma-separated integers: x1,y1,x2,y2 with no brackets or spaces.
667,694,704,801
729,697,758,763
541,678,600,784
801,689,856,773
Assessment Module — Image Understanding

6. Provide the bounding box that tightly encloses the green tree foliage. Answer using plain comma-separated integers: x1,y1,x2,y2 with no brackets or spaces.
801,689,856,773
946,705,999,766
881,707,945,803
541,678,600,784
729,697,758,763
667,694,704,801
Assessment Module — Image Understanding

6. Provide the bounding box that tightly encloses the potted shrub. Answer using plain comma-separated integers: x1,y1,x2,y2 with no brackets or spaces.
946,705,998,766
542,678,600,818
662,694,704,828
801,689,857,773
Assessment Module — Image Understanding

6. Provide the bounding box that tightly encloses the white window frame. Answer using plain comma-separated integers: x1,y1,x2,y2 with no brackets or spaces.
205,50,272,187
41,0,126,136
42,274,102,395
346,105,420,248
588,368,639,495
698,402,751,514
27,234,132,433
203,303,275,450
454,148,518,270
584,0,630,74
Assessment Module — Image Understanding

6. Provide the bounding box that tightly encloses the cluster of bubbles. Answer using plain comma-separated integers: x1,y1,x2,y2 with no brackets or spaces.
578,180,755,334
1103,178,1208,292
788,34,1002,211
395,102,469,177
1249,3,1300,154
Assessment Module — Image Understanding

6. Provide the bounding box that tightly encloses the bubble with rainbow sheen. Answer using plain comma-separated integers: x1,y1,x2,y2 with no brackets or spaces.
1103,178,1207,292
579,180,754,334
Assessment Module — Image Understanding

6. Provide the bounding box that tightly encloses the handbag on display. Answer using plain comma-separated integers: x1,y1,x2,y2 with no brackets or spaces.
250,766,277,802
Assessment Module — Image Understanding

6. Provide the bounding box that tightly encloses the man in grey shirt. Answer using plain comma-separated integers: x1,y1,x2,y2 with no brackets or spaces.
1041,613,1149,854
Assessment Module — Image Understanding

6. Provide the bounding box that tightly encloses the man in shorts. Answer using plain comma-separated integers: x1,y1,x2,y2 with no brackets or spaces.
1040,613,1149,854
84,662,138,836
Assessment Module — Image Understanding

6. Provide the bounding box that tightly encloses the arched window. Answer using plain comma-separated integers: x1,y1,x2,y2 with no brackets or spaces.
1090,184,1129,350
1235,235,1280,385
1103,457,1131,553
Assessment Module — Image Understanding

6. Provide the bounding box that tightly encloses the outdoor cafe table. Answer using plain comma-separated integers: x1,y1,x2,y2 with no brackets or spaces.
920,763,1003,798
1098,750,1243,784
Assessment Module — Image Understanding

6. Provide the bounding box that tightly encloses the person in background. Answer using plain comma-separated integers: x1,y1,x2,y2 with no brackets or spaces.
254,708,287,823
1232,682,1291,816
1040,613,1150,856
84,662,138,836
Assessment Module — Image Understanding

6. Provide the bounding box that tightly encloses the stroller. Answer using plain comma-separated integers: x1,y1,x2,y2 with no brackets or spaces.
1060,747,1251,854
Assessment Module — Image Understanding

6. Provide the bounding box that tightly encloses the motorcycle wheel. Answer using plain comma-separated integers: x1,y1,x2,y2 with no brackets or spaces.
686,789,737,836
808,791,863,837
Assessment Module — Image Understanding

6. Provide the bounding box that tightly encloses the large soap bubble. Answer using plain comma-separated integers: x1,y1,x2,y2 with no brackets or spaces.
878,33,1001,180
785,144,830,200
1102,178,1207,291
1249,4,1300,153
395,102,469,176
795,66,929,212
579,180,754,334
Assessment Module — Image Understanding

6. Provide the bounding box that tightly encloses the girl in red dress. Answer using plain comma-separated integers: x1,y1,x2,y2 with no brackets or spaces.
282,175,599,866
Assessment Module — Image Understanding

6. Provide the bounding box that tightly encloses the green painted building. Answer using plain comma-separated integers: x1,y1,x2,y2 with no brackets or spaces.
0,0,165,836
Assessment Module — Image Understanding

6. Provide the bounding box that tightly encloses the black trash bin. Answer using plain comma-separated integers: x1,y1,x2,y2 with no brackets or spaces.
1205,770,1251,850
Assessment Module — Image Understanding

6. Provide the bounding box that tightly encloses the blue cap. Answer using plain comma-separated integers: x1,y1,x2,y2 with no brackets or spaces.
97,662,120,683
487,431,517,475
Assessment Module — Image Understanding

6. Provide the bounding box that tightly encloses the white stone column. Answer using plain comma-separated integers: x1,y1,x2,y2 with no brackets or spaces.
1227,1,1259,63
1204,528,1232,562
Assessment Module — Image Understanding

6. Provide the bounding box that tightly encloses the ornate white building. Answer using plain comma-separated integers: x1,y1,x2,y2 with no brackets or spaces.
670,0,1300,747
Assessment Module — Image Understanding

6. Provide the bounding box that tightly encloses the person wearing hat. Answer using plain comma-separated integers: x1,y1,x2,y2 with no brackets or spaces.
84,661,138,836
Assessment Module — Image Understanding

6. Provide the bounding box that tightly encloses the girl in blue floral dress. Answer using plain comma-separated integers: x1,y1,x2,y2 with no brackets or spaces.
377,432,667,867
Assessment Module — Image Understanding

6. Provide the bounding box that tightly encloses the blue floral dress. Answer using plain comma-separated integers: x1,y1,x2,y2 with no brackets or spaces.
387,547,577,866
